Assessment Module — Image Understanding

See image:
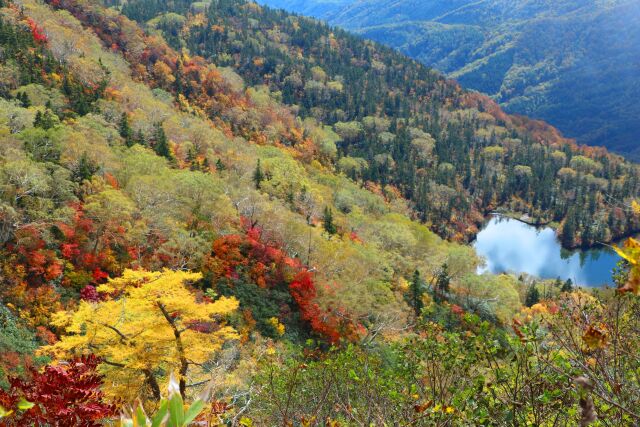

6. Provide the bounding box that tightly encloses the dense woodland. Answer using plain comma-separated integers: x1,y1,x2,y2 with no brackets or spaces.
118,0,640,249
261,0,640,159
0,0,640,425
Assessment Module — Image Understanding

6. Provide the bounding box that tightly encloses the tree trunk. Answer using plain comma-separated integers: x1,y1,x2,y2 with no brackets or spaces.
142,368,161,401
157,301,189,398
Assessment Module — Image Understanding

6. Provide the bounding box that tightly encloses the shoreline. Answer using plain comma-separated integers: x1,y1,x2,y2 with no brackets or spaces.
475,211,637,251
488,211,553,228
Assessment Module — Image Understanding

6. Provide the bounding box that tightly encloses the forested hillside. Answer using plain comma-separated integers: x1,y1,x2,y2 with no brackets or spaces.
260,0,640,158
0,0,463,410
1,0,640,424
116,0,640,249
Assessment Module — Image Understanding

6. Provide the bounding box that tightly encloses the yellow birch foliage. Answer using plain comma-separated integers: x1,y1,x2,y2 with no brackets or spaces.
41,269,239,401
611,201,640,294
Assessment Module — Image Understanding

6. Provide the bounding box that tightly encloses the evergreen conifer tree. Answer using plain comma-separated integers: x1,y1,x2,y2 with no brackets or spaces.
525,284,540,307
253,159,264,189
322,206,337,235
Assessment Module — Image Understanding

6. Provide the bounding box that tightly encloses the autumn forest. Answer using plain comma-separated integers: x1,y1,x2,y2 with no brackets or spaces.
1,0,640,425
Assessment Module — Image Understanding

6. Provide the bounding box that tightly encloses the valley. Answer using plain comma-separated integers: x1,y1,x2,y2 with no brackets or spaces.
260,0,640,158
0,0,639,425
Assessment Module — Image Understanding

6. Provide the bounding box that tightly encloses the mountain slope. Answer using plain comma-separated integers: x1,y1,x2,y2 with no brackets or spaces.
259,0,640,158
114,0,640,249
2,0,640,425
0,0,464,384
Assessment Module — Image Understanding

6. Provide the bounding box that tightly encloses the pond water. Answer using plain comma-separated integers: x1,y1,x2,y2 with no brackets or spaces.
473,215,621,287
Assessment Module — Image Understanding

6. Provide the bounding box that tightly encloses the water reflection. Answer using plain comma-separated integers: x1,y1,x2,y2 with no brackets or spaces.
473,216,620,287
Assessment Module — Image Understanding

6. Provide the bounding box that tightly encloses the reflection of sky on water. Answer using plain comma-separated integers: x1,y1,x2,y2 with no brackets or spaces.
473,216,620,287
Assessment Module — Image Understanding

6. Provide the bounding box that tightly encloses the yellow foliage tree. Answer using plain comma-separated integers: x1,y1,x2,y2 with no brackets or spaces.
612,201,640,294
41,269,239,401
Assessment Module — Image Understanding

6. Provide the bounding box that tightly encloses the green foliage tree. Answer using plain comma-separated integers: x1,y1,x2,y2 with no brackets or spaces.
253,159,264,189
0,305,38,388
561,211,577,247
134,129,145,146
322,206,337,235
33,110,56,130
152,123,173,161
71,152,99,183
525,283,540,307
408,269,425,317
119,112,134,147
17,91,30,108
20,128,61,163
434,262,450,301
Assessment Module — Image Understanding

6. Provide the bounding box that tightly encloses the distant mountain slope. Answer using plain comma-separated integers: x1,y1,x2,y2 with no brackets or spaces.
259,0,640,158
258,0,353,17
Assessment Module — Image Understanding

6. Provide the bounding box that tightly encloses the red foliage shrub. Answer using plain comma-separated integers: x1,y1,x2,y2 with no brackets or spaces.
450,304,465,316
0,355,116,426
289,271,342,344
207,221,351,343
80,285,100,302
25,18,48,44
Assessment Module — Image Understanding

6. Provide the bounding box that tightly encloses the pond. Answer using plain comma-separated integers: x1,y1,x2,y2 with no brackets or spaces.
473,215,621,287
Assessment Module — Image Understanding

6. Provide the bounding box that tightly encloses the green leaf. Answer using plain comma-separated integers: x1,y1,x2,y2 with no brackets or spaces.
151,400,169,427
135,405,148,425
17,398,35,411
183,399,205,425
168,393,185,427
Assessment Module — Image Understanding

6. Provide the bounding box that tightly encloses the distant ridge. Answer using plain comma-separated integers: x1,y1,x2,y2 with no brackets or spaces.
259,0,640,158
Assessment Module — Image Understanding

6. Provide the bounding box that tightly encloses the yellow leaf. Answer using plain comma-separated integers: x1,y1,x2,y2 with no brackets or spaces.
17,398,34,411
612,245,636,265
0,405,14,418
583,325,608,351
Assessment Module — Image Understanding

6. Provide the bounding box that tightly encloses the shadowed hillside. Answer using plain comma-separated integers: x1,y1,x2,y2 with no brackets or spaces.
260,0,640,158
